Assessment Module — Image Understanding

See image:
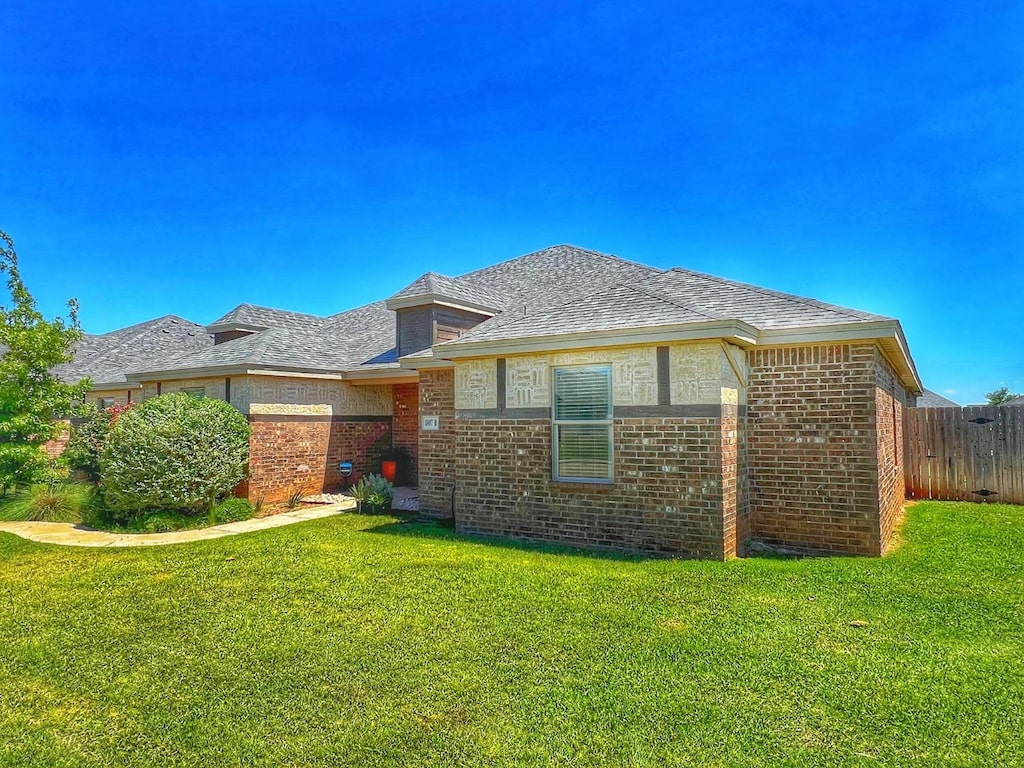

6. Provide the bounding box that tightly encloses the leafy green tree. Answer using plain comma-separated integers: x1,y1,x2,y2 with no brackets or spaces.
985,387,1020,406
0,230,91,493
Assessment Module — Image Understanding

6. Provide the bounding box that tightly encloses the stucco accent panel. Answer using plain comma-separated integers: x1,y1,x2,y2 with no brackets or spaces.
248,376,392,416
454,359,497,410
504,347,658,409
141,377,227,402
669,343,746,406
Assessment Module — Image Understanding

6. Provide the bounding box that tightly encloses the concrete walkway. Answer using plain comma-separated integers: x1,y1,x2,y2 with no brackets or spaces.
0,499,357,548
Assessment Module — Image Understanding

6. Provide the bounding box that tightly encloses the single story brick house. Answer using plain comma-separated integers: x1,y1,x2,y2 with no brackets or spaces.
62,245,923,558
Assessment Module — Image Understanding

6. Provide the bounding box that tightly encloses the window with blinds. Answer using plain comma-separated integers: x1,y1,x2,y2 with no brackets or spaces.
552,365,613,482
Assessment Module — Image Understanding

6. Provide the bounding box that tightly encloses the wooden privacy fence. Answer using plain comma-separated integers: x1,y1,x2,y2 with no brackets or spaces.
904,406,1024,504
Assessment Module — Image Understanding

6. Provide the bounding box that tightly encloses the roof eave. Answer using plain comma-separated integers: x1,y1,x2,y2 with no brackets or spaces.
127,364,360,382
205,323,268,334
397,350,455,369
756,320,923,394
384,293,499,316
430,320,760,360
341,367,419,384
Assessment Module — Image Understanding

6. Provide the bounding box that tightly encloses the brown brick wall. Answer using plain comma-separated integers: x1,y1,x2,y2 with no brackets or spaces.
452,416,736,558
248,417,391,504
392,383,419,485
42,420,72,459
746,343,883,555
419,369,455,516
874,350,908,551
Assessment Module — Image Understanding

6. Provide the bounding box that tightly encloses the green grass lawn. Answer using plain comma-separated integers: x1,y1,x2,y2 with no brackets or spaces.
1,501,1021,767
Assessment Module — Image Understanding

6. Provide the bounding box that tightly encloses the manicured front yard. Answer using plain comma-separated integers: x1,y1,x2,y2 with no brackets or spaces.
1,501,1021,767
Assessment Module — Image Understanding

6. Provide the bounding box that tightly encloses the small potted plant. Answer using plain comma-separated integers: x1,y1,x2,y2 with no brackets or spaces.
351,473,394,514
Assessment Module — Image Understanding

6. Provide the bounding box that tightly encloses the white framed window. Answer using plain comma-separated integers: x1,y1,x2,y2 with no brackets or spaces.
180,386,206,398
97,397,115,410
552,365,613,483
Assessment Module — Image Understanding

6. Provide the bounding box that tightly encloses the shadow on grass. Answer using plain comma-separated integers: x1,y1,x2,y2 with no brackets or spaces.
362,516,648,563
361,515,863,566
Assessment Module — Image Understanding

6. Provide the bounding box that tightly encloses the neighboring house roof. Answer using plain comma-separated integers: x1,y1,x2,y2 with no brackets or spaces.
135,301,396,378
914,389,960,408
108,243,920,393
1002,395,1024,406
52,315,212,388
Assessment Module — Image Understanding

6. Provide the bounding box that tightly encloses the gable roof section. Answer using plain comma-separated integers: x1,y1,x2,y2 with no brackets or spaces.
459,244,659,311
53,315,212,388
207,303,325,332
440,260,892,350
386,272,506,313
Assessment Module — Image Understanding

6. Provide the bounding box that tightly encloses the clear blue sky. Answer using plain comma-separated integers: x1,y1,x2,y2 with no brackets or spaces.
2,1,1021,403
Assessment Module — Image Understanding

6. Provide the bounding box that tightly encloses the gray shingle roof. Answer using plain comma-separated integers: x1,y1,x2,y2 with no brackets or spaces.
646,268,889,328
444,283,723,343
121,243,904,379
441,250,889,348
208,303,324,331
913,389,961,407
460,244,659,312
387,272,506,311
53,315,213,387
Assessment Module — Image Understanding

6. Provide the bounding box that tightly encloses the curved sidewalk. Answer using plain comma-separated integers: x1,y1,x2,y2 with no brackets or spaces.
0,499,356,548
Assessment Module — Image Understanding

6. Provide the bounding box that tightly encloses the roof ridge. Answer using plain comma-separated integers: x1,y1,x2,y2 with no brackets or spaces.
458,243,658,281
623,282,725,322
668,268,886,321
210,302,325,327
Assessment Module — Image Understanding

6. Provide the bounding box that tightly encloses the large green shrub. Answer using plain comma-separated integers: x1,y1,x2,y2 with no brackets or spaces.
100,393,250,515
64,403,134,482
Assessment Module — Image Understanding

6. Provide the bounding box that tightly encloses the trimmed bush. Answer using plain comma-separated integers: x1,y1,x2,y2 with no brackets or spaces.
209,497,254,525
100,393,250,516
64,402,134,483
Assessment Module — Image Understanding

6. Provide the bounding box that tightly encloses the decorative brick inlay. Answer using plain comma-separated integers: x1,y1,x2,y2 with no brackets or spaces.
419,369,455,516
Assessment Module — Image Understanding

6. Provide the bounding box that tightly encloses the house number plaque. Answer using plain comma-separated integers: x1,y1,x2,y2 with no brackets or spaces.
421,416,440,431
